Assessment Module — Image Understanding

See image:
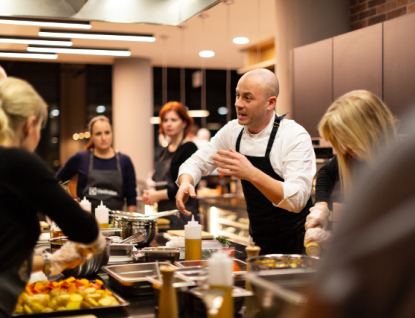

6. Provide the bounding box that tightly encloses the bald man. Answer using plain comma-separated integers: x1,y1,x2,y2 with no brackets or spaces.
176,69,316,254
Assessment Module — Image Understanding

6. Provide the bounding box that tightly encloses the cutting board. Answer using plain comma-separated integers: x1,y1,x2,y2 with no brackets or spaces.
167,230,214,239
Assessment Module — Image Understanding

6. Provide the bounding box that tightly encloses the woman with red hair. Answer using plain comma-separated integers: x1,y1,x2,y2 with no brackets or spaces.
143,101,199,229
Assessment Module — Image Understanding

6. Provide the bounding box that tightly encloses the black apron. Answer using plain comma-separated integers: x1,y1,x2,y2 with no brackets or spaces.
153,140,199,230
83,150,124,213
236,114,312,255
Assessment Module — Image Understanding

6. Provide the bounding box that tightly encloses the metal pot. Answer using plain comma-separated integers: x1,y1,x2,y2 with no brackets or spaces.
49,236,111,278
110,210,179,247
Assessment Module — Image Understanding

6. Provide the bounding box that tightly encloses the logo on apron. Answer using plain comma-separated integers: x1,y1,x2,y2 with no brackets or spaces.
89,187,118,197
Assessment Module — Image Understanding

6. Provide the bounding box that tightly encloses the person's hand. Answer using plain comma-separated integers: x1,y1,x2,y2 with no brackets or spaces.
76,232,107,257
142,189,160,205
212,149,257,181
176,182,196,216
304,228,332,248
49,242,85,276
305,205,331,230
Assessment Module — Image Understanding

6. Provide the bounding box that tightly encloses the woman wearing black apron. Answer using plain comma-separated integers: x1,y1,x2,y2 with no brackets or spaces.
57,115,137,213
142,102,199,229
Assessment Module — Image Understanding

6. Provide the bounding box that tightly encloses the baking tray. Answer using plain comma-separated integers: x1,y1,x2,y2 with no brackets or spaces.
13,279,129,317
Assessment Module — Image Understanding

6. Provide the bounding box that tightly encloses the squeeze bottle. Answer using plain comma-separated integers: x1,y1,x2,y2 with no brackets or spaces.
79,197,92,214
184,215,202,260
95,201,109,229
208,252,234,318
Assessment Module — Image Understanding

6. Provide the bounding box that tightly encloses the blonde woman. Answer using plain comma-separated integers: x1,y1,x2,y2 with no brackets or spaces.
305,90,397,247
0,77,105,317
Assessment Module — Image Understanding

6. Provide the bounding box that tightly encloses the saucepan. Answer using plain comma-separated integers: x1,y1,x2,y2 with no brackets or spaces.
110,210,180,247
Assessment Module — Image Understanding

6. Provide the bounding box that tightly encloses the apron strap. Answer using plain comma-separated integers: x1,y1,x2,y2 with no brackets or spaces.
265,113,287,157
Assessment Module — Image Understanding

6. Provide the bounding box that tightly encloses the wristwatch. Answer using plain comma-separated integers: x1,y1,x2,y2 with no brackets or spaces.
42,253,51,275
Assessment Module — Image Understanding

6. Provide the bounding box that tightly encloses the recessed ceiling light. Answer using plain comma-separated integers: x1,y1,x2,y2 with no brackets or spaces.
96,105,106,113
39,29,155,42
218,107,228,115
199,50,215,58
233,37,249,45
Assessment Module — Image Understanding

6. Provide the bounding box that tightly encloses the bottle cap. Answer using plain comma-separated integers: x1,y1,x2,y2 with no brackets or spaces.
184,215,201,239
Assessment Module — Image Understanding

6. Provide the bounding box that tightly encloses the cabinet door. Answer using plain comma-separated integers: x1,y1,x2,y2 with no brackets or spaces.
333,23,383,100
384,13,415,118
292,38,333,137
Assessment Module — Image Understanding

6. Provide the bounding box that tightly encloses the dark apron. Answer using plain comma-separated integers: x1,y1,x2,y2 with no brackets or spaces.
236,114,312,255
83,150,124,213
153,140,199,230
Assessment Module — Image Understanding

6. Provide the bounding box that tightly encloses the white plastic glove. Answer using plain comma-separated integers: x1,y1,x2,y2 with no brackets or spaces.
76,232,107,257
305,205,332,230
304,228,332,249
49,241,85,276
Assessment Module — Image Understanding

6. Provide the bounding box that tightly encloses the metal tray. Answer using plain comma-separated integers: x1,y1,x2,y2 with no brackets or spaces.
175,258,247,278
103,262,187,296
13,280,129,317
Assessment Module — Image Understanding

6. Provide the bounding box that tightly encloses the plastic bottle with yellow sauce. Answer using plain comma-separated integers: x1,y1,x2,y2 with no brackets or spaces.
184,215,202,261
208,251,234,318
95,201,109,229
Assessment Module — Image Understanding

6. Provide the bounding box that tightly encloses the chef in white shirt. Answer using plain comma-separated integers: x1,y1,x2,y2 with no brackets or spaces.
176,68,316,254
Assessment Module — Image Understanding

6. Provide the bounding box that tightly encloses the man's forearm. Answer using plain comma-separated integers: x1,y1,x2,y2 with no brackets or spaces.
248,167,284,206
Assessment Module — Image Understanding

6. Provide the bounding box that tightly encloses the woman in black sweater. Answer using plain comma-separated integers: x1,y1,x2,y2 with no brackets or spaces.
142,101,199,229
0,77,105,318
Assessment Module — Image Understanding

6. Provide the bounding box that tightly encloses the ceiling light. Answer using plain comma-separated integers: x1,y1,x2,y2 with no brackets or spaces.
0,17,91,29
150,117,160,125
199,50,215,58
96,105,106,113
39,29,156,42
0,50,57,60
0,35,72,46
218,107,228,115
27,46,131,57
233,37,249,45
188,110,210,117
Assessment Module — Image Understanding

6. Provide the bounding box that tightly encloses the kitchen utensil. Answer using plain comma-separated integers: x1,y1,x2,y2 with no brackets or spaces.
119,229,146,244
49,236,111,278
138,247,182,263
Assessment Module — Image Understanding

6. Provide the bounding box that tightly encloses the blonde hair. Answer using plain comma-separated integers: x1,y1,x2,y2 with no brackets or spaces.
318,90,396,195
0,77,48,144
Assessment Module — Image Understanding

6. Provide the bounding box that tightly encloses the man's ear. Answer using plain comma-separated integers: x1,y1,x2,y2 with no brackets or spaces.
267,96,277,110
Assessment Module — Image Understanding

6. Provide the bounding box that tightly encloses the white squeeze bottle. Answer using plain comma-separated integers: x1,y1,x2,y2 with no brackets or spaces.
95,201,109,229
79,197,92,214
184,215,202,260
208,252,234,318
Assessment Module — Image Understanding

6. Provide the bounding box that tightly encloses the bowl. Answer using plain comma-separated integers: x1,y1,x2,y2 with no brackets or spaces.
247,254,320,271
49,236,111,278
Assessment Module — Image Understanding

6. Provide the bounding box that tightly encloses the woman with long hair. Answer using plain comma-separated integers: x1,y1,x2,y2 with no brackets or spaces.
143,101,199,229
0,77,105,318
305,90,397,247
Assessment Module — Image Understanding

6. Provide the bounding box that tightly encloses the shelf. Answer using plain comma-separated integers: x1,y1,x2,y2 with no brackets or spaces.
217,218,249,230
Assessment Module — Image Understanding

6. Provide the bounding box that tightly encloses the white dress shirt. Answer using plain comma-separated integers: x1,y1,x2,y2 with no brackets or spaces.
178,113,316,212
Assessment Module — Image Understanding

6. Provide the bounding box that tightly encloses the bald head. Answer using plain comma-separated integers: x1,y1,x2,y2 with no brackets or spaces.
240,68,279,100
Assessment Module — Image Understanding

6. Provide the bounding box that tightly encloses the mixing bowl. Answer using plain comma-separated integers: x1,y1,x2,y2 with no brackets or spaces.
49,236,111,277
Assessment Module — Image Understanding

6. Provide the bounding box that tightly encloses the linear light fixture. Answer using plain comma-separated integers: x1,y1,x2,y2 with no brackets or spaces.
27,46,131,57
0,50,57,60
39,29,156,42
0,35,72,46
0,17,91,29
150,110,210,124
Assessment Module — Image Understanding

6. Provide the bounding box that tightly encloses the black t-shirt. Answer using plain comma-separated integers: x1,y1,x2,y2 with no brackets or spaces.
0,147,99,318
